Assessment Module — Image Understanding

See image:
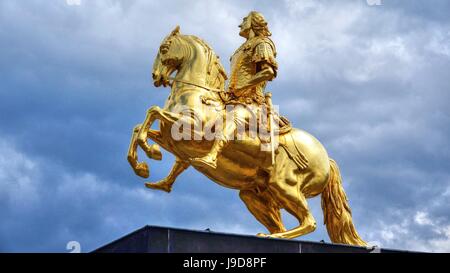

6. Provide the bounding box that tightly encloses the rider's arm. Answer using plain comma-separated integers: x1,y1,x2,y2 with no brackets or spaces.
236,61,276,92
235,41,278,92
251,62,276,83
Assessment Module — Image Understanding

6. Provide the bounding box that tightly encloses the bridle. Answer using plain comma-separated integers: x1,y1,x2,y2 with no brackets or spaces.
167,77,225,93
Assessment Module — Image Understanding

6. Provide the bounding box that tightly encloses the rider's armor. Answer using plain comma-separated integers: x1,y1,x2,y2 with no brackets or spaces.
228,36,278,105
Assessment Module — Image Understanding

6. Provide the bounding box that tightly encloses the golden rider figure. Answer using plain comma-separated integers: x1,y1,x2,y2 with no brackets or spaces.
129,11,367,245
192,11,278,169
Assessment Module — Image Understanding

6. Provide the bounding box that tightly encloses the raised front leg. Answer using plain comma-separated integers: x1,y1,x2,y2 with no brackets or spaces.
127,124,150,178
145,158,190,193
137,106,182,159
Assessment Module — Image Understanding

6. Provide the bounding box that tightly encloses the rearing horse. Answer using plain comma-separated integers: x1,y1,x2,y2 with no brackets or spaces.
127,26,366,246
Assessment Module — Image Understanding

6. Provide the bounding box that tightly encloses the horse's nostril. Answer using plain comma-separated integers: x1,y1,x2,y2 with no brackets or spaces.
152,73,156,79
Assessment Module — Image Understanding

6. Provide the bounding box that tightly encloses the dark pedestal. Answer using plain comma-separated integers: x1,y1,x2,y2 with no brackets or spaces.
93,225,408,253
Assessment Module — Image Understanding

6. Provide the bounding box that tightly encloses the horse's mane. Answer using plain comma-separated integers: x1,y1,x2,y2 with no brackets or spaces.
185,35,228,91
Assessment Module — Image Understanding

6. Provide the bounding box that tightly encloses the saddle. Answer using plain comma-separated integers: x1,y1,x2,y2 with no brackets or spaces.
202,92,293,137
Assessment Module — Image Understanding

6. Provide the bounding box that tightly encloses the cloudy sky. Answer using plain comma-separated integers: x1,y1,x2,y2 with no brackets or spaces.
1,0,449,252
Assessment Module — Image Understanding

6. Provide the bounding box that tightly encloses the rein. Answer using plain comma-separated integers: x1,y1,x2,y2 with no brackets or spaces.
168,77,225,93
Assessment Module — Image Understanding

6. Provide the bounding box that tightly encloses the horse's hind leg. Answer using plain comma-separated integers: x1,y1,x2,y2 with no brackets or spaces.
239,190,286,234
262,182,317,239
145,158,189,193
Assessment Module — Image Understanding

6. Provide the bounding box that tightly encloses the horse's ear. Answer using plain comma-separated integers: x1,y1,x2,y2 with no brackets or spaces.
170,25,180,36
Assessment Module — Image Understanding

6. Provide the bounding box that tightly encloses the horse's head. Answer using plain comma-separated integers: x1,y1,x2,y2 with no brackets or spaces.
152,26,184,87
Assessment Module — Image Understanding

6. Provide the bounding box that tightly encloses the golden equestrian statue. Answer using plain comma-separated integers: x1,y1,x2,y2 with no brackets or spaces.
127,11,366,246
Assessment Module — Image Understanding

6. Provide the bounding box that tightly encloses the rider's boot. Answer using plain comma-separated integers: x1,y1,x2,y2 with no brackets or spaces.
192,110,236,169
191,138,227,169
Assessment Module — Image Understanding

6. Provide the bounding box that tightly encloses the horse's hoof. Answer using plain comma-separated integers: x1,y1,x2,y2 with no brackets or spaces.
146,144,162,161
145,181,172,193
256,232,282,239
135,162,150,178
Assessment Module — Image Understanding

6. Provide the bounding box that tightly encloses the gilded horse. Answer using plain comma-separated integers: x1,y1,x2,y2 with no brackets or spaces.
127,26,366,246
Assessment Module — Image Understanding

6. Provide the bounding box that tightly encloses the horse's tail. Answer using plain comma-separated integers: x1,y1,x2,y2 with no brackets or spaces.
321,159,366,246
